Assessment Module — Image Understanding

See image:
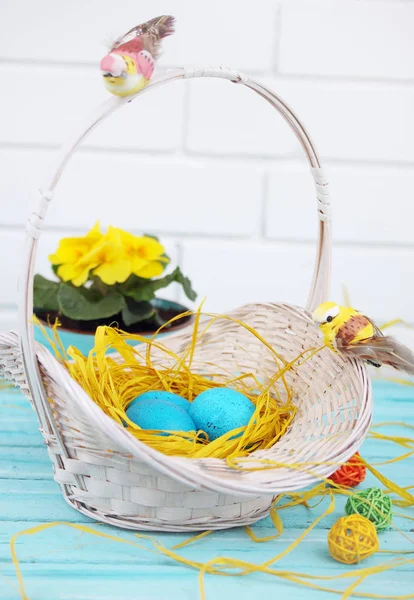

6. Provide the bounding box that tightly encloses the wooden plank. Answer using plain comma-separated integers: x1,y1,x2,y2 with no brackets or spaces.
1,564,413,600
0,524,412,567
0,383,412,600
0,463,52,481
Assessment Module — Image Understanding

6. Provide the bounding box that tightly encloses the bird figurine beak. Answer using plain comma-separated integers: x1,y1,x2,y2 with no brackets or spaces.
311,301,339,325
311,306,325,324
100,54,125,79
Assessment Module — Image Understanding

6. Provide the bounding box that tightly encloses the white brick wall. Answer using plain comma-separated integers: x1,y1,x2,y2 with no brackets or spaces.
279,3,414,80
1,0,414,337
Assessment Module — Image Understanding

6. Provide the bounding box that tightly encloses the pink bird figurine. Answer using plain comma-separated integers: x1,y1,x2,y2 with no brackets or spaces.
100,15,175,97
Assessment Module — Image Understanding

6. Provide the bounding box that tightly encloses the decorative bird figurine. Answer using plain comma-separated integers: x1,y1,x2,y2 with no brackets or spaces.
100,15,175,97
312,302,414,375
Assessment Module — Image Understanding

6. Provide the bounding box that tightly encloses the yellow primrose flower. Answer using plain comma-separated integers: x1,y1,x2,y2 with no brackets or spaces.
49,223,169,287
119,230,169,279
84,227,132,285
48,222,103,286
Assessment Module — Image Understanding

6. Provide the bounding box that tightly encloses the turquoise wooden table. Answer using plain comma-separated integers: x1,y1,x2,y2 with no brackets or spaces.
1,381,413,600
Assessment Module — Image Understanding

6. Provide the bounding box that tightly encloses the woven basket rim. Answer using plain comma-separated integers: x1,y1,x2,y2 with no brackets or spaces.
34,302,372,495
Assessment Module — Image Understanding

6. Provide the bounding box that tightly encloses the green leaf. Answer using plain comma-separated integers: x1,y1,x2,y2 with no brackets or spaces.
143,233,160,241
33,275,60,311
175,268,197,302
119,274,147,295
78,285,103,303
160,253,170,269
122,299,155,326
121,279,156,302
120,267,197,303
51,264,60,277
57,284,125,321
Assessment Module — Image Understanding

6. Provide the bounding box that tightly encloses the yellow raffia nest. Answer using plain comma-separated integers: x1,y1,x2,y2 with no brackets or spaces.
43,310,322,462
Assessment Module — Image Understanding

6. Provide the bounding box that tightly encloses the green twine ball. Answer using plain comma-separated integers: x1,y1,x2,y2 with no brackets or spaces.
345,487,392,532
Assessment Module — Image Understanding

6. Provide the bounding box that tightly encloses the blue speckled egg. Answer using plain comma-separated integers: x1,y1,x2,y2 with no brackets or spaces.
126,399,196,433
188,388,255,441
132,390,191,412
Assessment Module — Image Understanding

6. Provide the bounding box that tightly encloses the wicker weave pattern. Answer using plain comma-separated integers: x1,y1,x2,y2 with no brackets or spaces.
0,66,373,531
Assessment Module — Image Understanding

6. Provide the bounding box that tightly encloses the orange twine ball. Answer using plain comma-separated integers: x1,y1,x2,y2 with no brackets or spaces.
328,514,379,564
328,452,366,487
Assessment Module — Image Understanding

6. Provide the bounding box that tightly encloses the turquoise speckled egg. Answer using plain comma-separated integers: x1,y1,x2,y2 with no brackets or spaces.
132,390,191,412
188,388,255,441
126,399,196,433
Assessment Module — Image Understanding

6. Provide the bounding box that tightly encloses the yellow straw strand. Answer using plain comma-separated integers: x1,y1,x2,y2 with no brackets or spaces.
171,530,213,550
245,503,284,542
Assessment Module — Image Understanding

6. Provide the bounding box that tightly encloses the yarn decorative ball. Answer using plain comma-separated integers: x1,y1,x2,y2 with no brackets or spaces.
345,487,392,532
126,399,196,434
188,388,255,442
132,390,191,411
328,452,366,487
328,514,379,564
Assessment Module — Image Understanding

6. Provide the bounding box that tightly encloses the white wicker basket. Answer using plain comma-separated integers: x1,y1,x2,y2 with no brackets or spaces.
0,66,372,532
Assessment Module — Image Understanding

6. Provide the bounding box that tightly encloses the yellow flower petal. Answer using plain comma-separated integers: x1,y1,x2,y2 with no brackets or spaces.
48,229,103,266
78,233,121,267
77,240,107,266
49,241,80,265
86,221,102,239
131,256,148,274
117,229,136,246
134,237,165,260
71,271,91,287
93,258,132,285
57,263,91,287
135,261,165,279
57,264,78,281
48,253,61,265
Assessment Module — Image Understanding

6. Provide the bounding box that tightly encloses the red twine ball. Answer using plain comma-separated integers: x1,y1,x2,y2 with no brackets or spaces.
328,452,366,487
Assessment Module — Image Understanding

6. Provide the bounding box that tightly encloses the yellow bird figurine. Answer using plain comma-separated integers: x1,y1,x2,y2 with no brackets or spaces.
312,302,414,375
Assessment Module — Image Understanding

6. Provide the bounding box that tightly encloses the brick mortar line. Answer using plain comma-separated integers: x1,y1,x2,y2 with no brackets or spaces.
2,226,414,250
1,59,414,87
2,142,414,171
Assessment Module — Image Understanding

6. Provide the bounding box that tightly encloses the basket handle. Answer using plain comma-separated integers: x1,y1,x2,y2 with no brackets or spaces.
18,65,332,453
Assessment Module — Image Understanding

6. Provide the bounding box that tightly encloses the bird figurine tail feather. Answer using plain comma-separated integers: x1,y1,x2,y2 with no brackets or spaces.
312,302,414,376
100,15,175,97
